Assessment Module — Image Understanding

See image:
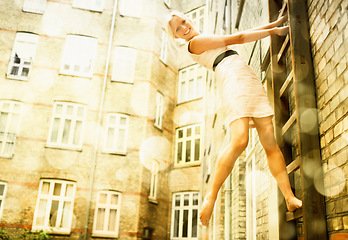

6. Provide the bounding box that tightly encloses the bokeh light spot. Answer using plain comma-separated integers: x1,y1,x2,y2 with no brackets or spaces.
115,168,129,181
139,136,171,171
300,108,318,134
173,105,190,125
314,164,346,197
130,85,149,117
245,170,270,192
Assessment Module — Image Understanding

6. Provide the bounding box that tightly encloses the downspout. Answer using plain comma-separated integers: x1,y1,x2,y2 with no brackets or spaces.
84,0,118,239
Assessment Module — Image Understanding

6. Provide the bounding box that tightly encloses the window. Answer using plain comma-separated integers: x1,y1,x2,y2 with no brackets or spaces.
93,191,121,238
73,0,103,12
204,144,212,182
0,182,7,221
186,7,206,34
160,29,168,63
103,113,129,154
143,227,154,240
119,0,142,17
60,35,98,78
7,32,38,81
32,179,76,234
171,192,199,239
23,0,46,14
154,91,164,129
178,65,205,103
47,102,87,150
149,161,158,201
175,124,201,166
0,100,23,158
111,47,136,83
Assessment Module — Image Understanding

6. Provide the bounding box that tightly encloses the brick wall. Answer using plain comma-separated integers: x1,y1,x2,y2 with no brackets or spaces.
307,0,348,238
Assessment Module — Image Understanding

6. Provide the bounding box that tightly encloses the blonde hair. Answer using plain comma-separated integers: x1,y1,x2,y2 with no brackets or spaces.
165,10,189,40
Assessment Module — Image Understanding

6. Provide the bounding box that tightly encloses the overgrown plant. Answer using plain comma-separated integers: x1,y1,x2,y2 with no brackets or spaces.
20,229,50,240
0,228,11,240
0,228,50,240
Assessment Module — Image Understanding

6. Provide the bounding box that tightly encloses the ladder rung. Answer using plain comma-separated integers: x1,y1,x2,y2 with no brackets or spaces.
282,111,296,136
277,1,288,19
286,156,300,174
279,70,293,97
277,35,290,63
286,208,303,221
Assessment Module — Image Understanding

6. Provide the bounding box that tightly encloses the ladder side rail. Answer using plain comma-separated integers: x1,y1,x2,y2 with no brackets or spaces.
288,0,328,239
268,1,297,239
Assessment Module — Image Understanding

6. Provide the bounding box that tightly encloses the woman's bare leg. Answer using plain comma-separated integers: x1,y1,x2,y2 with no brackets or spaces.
200,118,249,226
252,116,302,212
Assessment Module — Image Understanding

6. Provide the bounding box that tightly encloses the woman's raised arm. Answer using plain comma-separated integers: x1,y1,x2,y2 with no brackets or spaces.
248,14,288,31
189,25,288,55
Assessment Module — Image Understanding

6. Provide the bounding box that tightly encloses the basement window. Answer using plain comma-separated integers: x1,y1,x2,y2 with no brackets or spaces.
0,182,7,221
171,192,199,239
92,191,122,238
32,179,76,235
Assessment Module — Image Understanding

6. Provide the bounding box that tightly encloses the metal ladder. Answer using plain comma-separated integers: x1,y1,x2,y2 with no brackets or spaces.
265,0,328,239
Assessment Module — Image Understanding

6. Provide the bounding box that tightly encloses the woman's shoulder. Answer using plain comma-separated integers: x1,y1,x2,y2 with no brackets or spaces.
189,33,231,55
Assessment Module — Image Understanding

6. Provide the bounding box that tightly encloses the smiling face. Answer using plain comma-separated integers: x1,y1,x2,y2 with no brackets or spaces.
168,15,199,41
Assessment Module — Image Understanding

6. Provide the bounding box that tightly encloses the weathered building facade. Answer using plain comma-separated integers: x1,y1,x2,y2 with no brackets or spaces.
0,0,346,239
201,0,347,240
0,0,182,239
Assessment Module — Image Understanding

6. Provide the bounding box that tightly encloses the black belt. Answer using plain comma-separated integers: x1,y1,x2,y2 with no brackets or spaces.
212,50,238,71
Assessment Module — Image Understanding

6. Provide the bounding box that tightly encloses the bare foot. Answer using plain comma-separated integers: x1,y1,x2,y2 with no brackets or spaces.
286,196,302,212
199,193,216,226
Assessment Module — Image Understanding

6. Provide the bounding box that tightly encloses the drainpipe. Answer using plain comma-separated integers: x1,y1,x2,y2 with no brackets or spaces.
84,0,118,239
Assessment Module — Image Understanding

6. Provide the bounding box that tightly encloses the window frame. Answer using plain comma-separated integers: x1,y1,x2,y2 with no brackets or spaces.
160,29,168,64
32,179,76,235
0,181,7,221
186,6,206,34
103,113,129,155
154,91,164,129
111,46,137,83
171,192,200,239
148,161,159,202
119,0,142,18
92,191,122,238
178,64,205,104
0,100,23,158
47,102,87,150
72,0,104,12
59,35,98,78
23,0,47,14
175,124,202,167
7,32,39,81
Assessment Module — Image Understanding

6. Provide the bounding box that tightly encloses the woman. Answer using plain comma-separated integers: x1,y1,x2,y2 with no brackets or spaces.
167,11,302,227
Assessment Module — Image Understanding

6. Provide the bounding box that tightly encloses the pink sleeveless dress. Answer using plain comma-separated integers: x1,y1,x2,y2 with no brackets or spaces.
188,43,274,128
